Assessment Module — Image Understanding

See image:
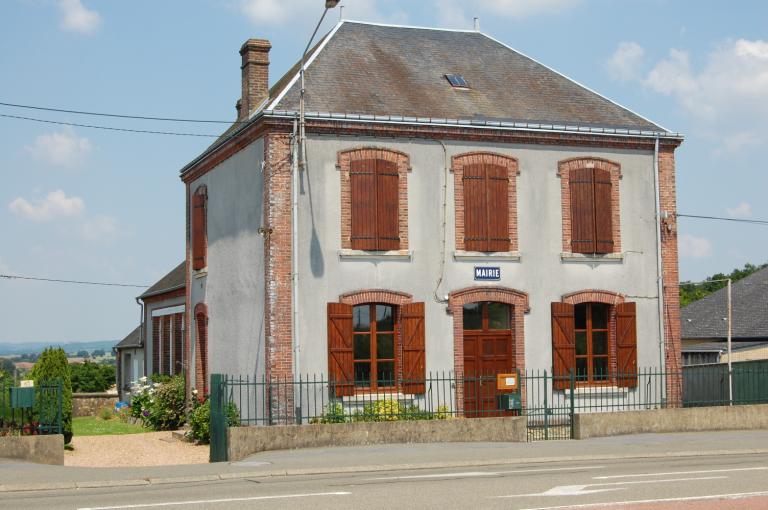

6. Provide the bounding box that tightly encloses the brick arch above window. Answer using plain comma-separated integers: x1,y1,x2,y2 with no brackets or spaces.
337,147,411,251
561,289,625,306
557,157,622,254
451,152,519,253
339,289,413,306
449,286,529,311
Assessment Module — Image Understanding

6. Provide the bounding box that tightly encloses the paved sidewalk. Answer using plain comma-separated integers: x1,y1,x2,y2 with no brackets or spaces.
1,429,767,492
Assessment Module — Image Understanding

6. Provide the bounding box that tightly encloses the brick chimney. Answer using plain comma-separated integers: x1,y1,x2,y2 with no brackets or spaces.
238,39,271,121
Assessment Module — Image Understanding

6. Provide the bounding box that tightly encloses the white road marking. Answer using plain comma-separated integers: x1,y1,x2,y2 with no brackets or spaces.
593,466,768,479
77,491,352,510
367,465,607,481
516,490,768,510
497,476,727,498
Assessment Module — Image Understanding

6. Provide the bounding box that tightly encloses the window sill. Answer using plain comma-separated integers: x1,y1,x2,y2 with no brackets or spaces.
453,251,521,262
572,386,628,398
338,249,412,261
560,252,623,263
193,270,208,278
341,392,417,403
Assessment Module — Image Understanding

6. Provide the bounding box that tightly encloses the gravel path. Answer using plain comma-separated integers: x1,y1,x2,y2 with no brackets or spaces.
65,431,208,467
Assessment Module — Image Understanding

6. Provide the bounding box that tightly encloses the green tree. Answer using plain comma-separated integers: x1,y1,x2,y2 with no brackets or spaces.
30,347,73,444
70,361,116,393
0,357,15,379
680,262,768,307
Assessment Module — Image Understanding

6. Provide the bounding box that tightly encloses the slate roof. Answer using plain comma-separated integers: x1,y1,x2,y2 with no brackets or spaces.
138,262,185,300
271,21,666,131
681,267,768,340
115,325,141,350
682,340,768,353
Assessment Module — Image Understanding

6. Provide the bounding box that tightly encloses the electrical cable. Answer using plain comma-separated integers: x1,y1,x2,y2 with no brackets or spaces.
678,214,768,226
0,113,220,137
0,274,148,288
0,101,242,124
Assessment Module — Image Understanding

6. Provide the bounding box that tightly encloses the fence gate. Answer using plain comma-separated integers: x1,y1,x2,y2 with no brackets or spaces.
209,374,228,462
524,370,574,441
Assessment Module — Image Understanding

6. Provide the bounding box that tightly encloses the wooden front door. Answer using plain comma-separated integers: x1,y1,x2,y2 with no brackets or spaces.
462,301,514,417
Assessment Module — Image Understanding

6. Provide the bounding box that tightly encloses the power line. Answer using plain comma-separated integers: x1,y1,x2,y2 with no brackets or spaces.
0,274,148,288
678,214,768,226
0,113,220,138
0,101,244,125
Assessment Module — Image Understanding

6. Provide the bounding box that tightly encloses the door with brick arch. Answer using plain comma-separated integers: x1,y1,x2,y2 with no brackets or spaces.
462,301,515,417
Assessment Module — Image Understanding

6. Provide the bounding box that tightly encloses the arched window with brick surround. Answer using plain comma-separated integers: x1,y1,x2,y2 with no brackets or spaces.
558,158,621,255
327,290,425,396
452,152,518,253
337,148,411,252
192,185,208,270
551,291,637,389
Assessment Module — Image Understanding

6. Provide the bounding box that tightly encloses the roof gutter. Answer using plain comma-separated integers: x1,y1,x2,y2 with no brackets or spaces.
138,283,185,301
180,108,684,177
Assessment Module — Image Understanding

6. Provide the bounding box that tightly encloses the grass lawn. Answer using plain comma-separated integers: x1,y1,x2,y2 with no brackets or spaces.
73,416,146,436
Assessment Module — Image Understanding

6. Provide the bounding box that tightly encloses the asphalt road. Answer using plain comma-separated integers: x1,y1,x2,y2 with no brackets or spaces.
5,452,768,510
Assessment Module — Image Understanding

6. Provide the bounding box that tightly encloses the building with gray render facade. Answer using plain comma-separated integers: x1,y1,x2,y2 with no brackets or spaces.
179,21,684,411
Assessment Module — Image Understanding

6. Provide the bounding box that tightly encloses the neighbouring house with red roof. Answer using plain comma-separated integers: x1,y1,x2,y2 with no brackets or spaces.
178,20,683,416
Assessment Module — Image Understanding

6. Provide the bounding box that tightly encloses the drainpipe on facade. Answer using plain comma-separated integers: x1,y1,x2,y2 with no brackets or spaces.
291,116,301,390
432,139,449,304
133,296,144,398
653,137,666,379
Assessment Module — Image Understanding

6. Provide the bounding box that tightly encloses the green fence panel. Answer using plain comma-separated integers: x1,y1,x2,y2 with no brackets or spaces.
209,374,228,463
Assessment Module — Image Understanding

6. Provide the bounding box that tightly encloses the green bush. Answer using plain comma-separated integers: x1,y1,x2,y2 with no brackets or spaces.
98,406,113,421
187,396,240,444
310,402,346,424
149,373,172,384
70,362,116,393
313,401,451,423
30,347,73,444
143,375,186,431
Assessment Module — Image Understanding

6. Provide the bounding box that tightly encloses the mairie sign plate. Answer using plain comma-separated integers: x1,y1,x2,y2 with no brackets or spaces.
474,266,501,281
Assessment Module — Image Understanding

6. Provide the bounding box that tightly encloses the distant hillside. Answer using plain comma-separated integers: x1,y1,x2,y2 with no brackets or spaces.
0,340,118,356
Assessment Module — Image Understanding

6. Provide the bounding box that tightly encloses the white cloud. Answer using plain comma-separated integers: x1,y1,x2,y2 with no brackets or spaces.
238,0,407,26
25,127,92,168
58,0,101,34
474,0,580,18
8,190,85,222
679,234,713,259
80,215,120,242
726,202,752,219
645,39,768,151
605,42,645,82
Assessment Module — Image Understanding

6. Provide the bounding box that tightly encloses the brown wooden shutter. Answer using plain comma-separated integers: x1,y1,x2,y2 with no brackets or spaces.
327,302,354,397
192,193,207,270
486,164,510,252
173,313,184,375
162,316,171,375
195,311,208,393
401,302,426,394
551,302,576,390
152,316,161,375
463,163,488,251
616,302,638,388
570,167,596,254
350,158,378,250
375,159,400,251
593,168,613,254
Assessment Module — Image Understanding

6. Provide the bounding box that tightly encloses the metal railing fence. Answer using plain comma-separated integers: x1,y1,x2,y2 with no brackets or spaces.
0,378,62,436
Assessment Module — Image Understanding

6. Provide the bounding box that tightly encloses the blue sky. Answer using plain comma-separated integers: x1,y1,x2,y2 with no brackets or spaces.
2,0,767,343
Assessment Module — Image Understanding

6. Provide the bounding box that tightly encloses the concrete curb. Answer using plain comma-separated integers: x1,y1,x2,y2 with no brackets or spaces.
2,447,768,493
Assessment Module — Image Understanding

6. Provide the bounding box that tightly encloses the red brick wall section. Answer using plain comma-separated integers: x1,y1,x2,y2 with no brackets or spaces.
659,147,682,406
451,152,519,252
337,147,411,250
263,132,294,421
560,290,625,383
184,183,192,400
558,157,622,254
194,303,208,393
448,287,529,412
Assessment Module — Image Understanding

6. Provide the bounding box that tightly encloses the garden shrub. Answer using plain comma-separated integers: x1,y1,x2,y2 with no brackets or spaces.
144,375,186,431
188,395,239,444
98,406,113,421
314,401,451,423
31,347,73,444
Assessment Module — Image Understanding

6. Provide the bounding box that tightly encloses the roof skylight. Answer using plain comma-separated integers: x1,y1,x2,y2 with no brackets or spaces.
445,74,469,88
